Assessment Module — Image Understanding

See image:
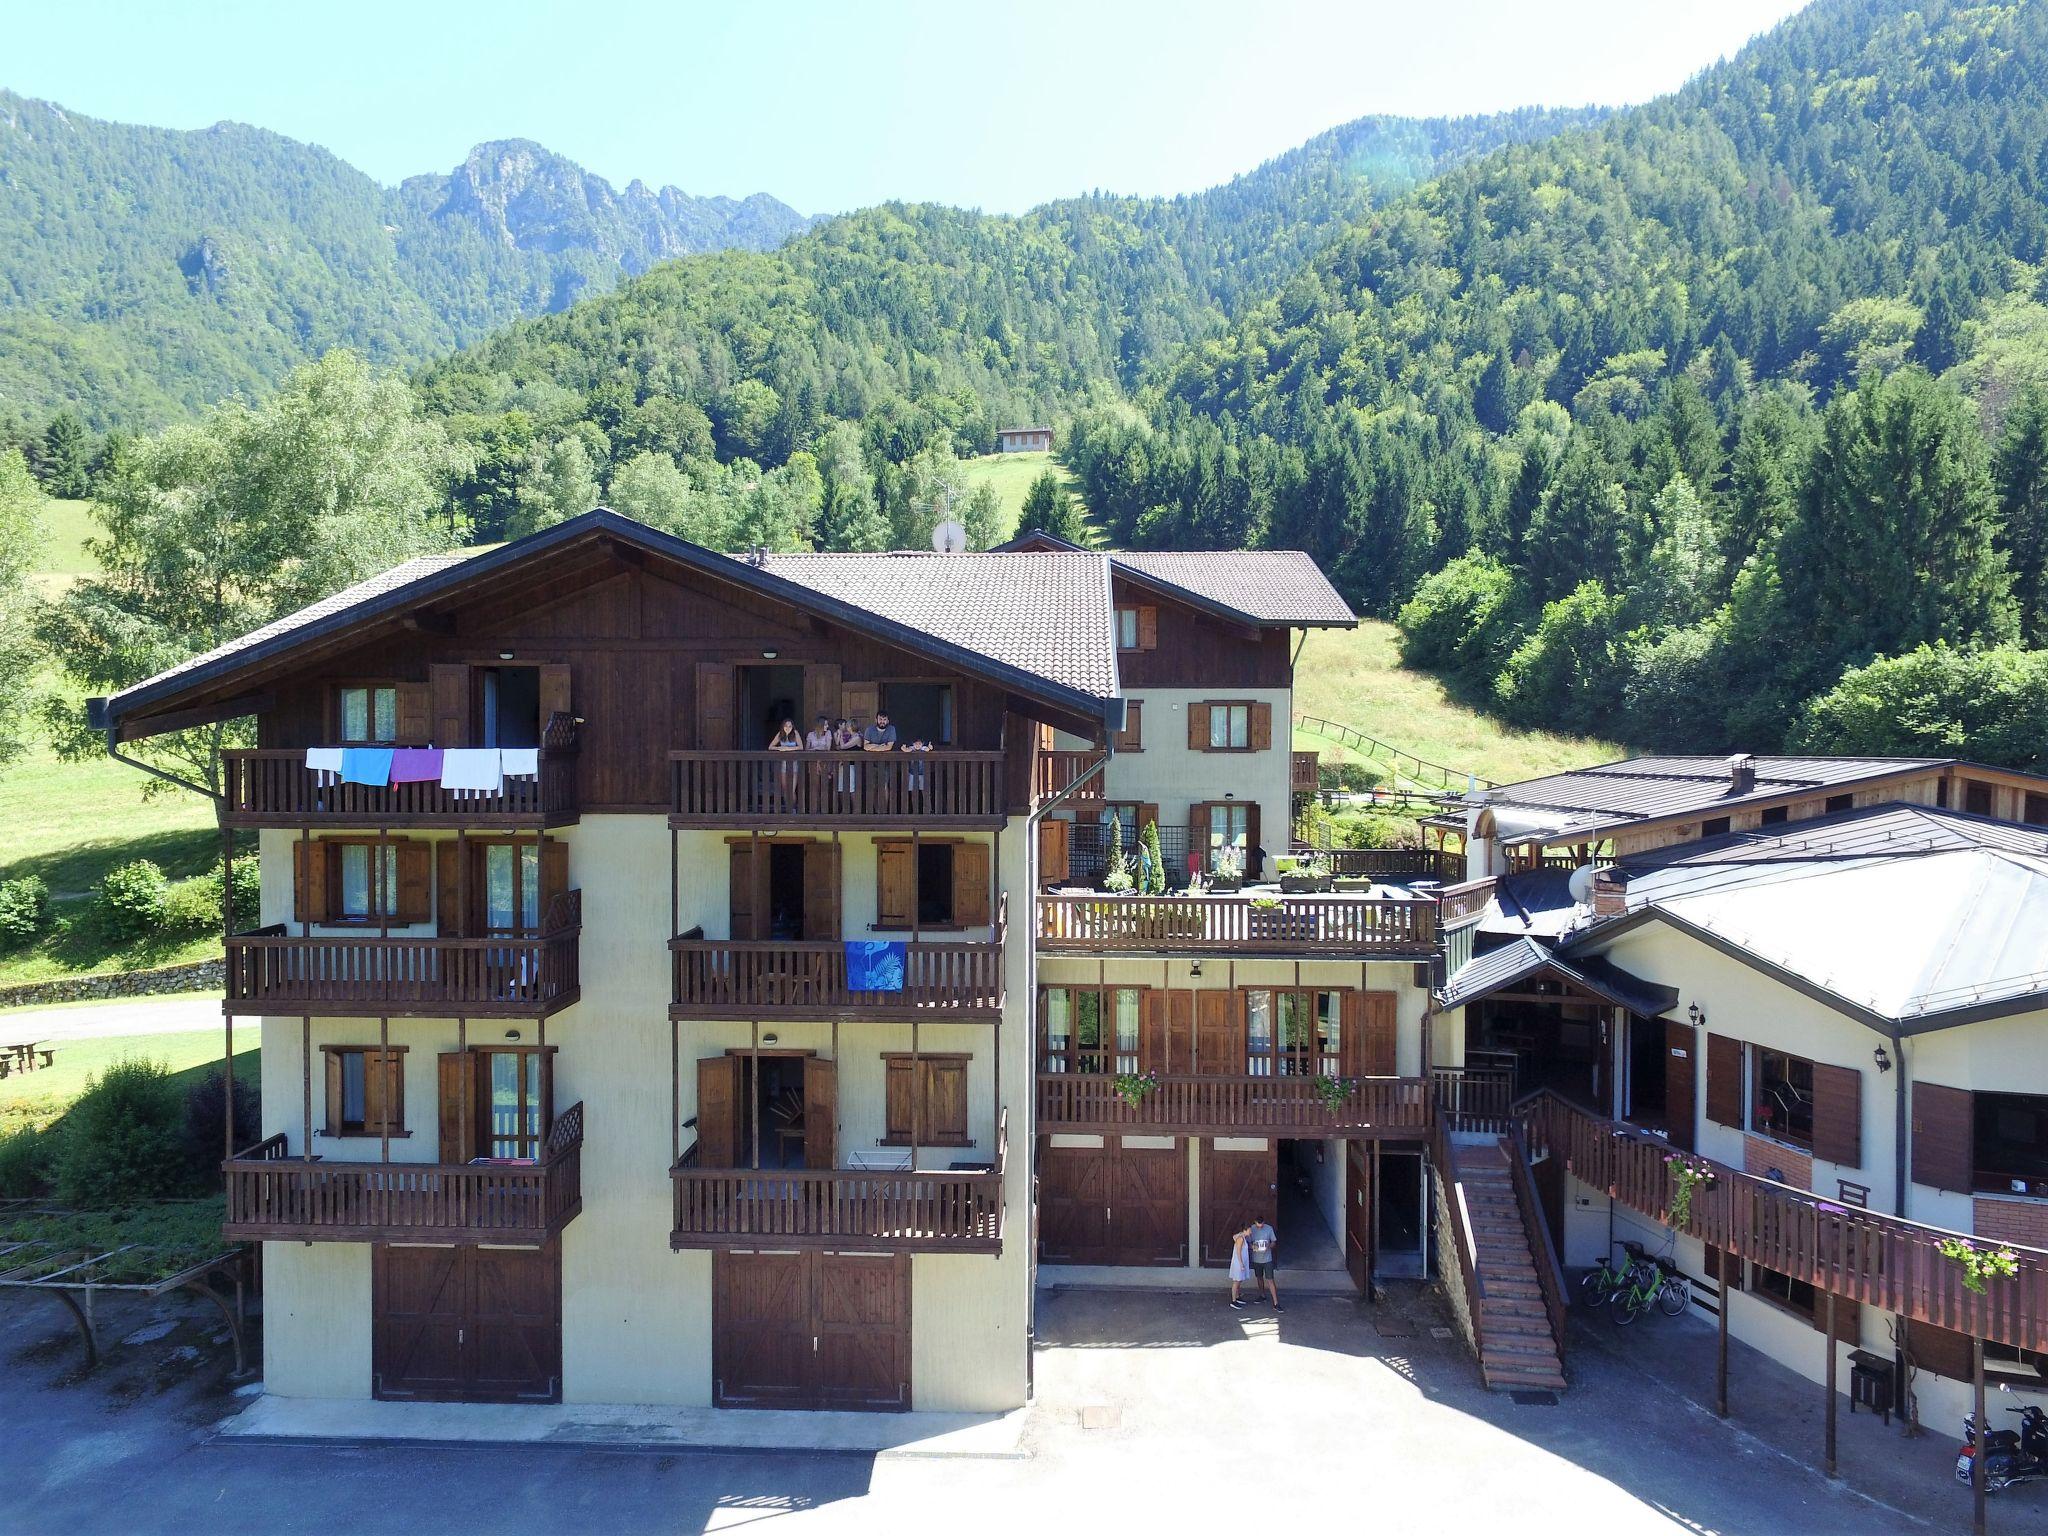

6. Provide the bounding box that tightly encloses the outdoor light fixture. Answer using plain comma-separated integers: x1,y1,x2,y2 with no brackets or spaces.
1189,960,1203,977
761,649,779,660
504,1029,521,1041
498,650,515,660
763,1032,780,1045
1687,1002,1706,1029
1873,1044,1892,1073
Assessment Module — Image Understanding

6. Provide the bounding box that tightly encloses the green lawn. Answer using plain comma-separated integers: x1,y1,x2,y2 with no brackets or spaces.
1293,620,1619,788
958,450,1085,541
27,495,100,596
0,1024,256,1139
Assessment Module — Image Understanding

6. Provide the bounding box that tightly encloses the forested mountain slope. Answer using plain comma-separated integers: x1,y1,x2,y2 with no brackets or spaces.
0,91,811,426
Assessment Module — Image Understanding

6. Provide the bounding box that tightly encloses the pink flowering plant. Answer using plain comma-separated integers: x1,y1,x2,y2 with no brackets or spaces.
1664,1152,1718,1228
1938,1237,2020,1296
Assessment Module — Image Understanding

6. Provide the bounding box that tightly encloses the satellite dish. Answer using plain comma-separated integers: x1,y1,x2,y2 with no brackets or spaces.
1567,863,1603,905
932,519,968,554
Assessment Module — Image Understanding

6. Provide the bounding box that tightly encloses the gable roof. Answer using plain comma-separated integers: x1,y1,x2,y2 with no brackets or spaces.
95,510,1124,738
999,531,1357,628
1437,934,1678,1017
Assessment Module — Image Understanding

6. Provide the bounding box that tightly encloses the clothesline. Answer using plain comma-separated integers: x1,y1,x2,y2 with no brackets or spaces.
303,746,540,793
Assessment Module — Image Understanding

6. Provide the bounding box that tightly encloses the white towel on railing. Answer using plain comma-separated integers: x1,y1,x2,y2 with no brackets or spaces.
305,746,343,782
440,748,503,794
500,747,539,779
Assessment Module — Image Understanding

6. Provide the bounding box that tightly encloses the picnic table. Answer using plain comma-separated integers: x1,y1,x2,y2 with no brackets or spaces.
0,1040,54,1079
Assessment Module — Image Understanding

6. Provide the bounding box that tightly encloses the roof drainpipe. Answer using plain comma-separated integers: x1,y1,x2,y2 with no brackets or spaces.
101,724,225,807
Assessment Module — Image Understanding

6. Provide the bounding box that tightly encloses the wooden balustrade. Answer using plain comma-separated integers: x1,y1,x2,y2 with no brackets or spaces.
1036,1073,1431,1136
1290,750,1319,793
223,748,578,827
1434,877,1496,926
669,751,1005,826
1035,892,1436,955
1522,1091,2048,1355
1433,1066,1517,1133
671,930,1004,1020
1430,1110,1489,1361
222,1103,584,1245
1305,847,1465,883
670,1112,1006,1254
1034,749,1105,804
1505,1121,1571,1350
224,897,581,1017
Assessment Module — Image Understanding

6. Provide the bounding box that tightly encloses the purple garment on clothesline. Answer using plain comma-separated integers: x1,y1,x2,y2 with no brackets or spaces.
389,748,444,783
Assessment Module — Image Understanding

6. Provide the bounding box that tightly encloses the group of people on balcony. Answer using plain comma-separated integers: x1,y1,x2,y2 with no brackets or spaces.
763,711,938,805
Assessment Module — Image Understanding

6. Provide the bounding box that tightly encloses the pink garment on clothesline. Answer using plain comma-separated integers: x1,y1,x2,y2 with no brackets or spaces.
389,748,444,783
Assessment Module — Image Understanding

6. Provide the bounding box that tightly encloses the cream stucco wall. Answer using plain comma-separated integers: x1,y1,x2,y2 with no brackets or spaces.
1901,1008,2048,1233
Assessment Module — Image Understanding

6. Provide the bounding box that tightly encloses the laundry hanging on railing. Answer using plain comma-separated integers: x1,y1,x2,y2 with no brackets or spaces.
305,747,344,782
439,748,504,794
389,747,444,783
300,744,546,795
845,941,906,992
340,747,394,787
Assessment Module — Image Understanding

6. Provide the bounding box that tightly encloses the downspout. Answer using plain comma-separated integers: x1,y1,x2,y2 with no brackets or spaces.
102,725,224,806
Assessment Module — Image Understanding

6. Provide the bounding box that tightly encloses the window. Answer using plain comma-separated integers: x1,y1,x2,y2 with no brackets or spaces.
1116,608,1140,650
1974,1092,2048,1196
1751,1261,1819,1323
1701,816,1731,837
337,685,398,744
322,1046,406,1138
478,1048,546,1160
1202,802,1251,872
1245,989,1344,1076
1760,805,1788,826
338,842,399,921
1750,1047,1815,1149
1965,781,1995,817
484,842,541,933
883,1054,970,1145
294,838,428,927
1209,704,1251,751
1041,987,1140,1073
1114,700,1143,752
875,838,988,930
2026,792,2048,828
1825,793,1853,814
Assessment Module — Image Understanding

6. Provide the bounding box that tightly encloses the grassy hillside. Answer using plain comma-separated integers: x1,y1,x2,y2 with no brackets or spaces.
1293,620,1617,787
957,450,1086,541
27,496,99,595
0,1023,255,1139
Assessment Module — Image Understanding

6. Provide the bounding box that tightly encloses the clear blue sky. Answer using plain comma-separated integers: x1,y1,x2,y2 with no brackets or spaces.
7,0,1809,215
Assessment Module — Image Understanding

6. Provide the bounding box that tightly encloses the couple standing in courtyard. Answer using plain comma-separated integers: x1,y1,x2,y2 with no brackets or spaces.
1229,1218,1281,1311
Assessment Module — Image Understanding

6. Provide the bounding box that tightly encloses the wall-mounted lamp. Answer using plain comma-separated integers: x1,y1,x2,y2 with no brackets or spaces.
504,1029,521,1041
1686,1002,1706,1029
498,650,515,661
1189,960,1203,977
761,649,779,660
763,1032,780,1046
1873,1044,1892,1074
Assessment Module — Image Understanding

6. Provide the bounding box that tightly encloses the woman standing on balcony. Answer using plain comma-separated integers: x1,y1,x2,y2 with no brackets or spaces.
768,717,803,807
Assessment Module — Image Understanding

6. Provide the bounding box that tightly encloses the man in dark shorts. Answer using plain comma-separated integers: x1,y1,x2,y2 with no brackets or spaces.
1235,1217,1281,1311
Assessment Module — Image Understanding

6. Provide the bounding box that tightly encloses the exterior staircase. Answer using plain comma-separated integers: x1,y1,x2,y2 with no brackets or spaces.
1448,1136,1567,1392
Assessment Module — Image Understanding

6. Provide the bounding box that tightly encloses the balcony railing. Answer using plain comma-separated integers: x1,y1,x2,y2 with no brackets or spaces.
1035,749,1105,804
221,1101,584,1245
670,1111,1006,1254
1037,1073,1431,1136
1523,1091,2048,1355
222,742,578,828
1290,751,1319,793
1036,892,1436,956
669,751,1005,826
672,926,1005,1020
223,894,582,1017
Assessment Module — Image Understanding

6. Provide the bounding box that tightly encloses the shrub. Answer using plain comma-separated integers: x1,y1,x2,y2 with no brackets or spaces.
94,859,172,942
1332,811,1422,850
52,1059,190,1207
1327,762,1383,794
1396,553,1524,693
1494,582,1628,735
0,875,49,945
182,1066,260,1181
163,877,222,935
0,1128,48,1199
208,855,261,931
1792,643,2048,770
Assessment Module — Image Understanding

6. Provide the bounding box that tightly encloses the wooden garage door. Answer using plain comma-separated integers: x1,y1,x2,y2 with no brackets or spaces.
1038,1141,1113,1265
1198,1141,1276,1267
1038,1137,1188,1266
373,1242,560,1403
714,1251,910,1412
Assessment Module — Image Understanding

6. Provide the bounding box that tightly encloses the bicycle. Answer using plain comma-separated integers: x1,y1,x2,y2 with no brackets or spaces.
1580,1240,1648,1308
1614,1257,1691,1324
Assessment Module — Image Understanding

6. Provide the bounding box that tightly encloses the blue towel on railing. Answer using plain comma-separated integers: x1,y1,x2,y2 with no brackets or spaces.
846,941,906,992
340,747,394,787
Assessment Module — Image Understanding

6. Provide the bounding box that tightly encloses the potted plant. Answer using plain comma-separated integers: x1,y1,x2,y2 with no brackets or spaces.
1209,846,1244,893
1280,853,1331,894
1311,1074,1356,1111
1938,1237,2021,1296
1138,820,1167,895
1101,816,1134,893
1662,1152,1718,1228
1112,1071,1159,1108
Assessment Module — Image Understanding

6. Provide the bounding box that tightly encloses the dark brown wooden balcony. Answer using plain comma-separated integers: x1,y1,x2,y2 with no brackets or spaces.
669,751,1005,827
223,895,581,1018
222,1103,584,1245
1034,749,1104,804
671,928,1004,1021
222,744,578,828
1036,891,1435,957
1037,1073,1432,1137
670,1113,1005,1254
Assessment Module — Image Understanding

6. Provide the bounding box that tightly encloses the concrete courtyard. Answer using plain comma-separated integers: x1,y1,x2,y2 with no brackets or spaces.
0,1274,2034,1534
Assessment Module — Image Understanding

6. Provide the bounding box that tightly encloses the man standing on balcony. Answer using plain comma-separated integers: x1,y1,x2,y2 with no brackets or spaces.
1235,1217,1281,1311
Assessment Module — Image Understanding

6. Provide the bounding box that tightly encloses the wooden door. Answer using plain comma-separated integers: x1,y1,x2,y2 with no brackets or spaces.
1038,817,1069,887
1110,1139,1187,1265
1663,1018,1696,1152
1344,991,1398,1077
1139,990,1190,1075
802,664,841,730
840,680,880,731
696,1056,744,1168
372,1244,560,1403
1196,991,1244,1076
812,1253,910,1411
1345,1140,1373,1293
1199,1140,1276,1267
1037,1142,1112,1265
801,841,841,942
712,1251,811,1409
952,841,990,927
437,1052,477,1164
728,842,767,941
429,663,469,747
803,1057,837,1170
876,840,914,929
696,661,735,750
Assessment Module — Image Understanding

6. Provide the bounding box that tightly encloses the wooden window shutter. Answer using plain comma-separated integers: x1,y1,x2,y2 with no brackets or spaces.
1189,803,1212,865
437,1052,477,1163
884,1058,915,1139
728,843,763,940
840,680,879,731
1243,803,1262,876
695,1056,742,1169
802,1057,837,1170
435,840,466,937
1811,1062,1862,1167
293,840,331,925
429,664,469,747
539,839,569,925
394,683,431,745
695,662,734,750
1250,702,1273,751
952,841,991,927
1905,1320,1974,1381
876,840,915,929
1196,990,1244,1075
1344,991,1398,1076
362,1049,404,1136
1705,1033,1744,1127
538,664,572,730
1910,1081,1974,1193
1188,702,1211,751
801,841,841,941
1663,1019,1697,1152
1702,1243,1742,1292
1137,606,1158,650
1114,700,1143,753
1138,802,1159,835
926,1058,968,1142
802,664,841,730
323,1048,343,1135
1037,818,1070,887
393,841,432,926
1138,989,1168,1074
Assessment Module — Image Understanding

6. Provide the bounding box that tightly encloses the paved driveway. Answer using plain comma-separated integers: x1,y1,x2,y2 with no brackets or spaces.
0,1277,2023,1534
0,991,226,1040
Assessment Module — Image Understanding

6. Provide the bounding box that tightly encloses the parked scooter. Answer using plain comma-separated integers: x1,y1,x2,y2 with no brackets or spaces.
1954,1386,2048,1493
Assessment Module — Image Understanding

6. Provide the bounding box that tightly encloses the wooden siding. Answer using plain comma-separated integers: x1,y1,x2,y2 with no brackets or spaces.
1109,575,1291,689
1036,892,1435,956
224,747,578,827
671,935,1005,1021
1036,1073,1431,1137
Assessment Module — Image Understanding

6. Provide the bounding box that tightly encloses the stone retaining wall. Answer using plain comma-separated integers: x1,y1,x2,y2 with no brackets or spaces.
0,957,224,1010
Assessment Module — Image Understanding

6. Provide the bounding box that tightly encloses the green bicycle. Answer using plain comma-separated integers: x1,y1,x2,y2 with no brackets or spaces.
1580,1241,1649,1308
1614,1257,1690,1324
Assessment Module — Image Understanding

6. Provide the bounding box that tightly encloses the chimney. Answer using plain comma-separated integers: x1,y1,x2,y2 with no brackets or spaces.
1727,753,1756,796
1591,868,1629,917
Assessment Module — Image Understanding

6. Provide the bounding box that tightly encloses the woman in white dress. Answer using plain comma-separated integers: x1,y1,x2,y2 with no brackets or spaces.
1228,1229,1252,1307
